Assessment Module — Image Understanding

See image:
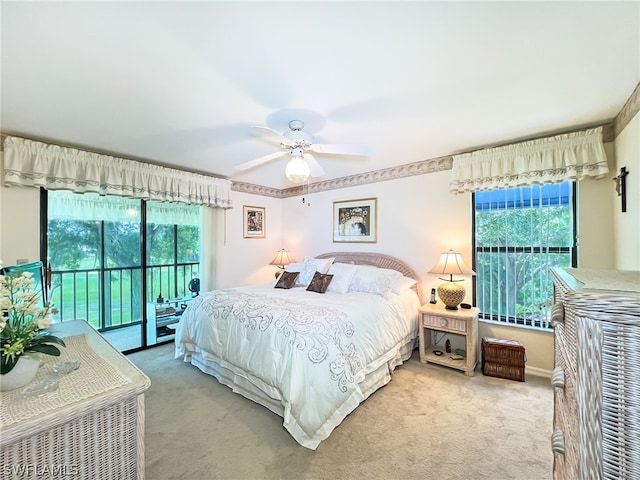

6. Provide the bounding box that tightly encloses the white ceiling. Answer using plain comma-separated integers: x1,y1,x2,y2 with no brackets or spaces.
2,1,638,190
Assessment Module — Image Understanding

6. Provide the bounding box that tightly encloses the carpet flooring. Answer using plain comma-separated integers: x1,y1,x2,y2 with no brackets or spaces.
128,343,553,480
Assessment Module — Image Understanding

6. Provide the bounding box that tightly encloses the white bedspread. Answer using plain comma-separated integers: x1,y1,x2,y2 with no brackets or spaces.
175,284,419,449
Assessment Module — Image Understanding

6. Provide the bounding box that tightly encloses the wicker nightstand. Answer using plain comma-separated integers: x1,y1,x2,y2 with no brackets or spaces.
418,303,479,376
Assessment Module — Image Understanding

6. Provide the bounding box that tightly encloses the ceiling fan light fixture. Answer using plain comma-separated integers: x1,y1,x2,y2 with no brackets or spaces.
285,155,310,183
236,120,370,180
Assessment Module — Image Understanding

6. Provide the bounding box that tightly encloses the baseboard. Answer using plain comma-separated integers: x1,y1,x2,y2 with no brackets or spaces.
526,366,552,379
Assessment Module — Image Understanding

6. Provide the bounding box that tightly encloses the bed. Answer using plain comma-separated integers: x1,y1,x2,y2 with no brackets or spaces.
174,252,424,449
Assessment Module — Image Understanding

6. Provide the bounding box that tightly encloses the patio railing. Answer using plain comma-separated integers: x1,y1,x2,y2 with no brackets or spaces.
49,262,199,331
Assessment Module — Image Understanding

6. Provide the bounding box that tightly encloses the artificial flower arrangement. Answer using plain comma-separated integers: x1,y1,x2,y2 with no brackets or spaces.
0,261,66,374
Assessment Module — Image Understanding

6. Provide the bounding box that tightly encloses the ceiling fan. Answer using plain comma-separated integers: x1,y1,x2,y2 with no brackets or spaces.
235,120,371,183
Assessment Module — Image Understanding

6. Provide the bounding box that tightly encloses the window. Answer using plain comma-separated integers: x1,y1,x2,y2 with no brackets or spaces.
46,191,201,350
473,181,576,329
47,193,142,330
146,200,201,303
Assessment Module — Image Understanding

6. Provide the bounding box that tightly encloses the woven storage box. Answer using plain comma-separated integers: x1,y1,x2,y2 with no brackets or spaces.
481,337,526,382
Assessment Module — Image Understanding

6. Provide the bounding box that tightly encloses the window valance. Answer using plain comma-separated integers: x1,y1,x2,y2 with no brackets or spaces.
48,190,201,226
449,127,609,194
2,136,233,209
48,191,141,223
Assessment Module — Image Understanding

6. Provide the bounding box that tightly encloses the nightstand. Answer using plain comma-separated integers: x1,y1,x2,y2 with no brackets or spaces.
418,303,479,376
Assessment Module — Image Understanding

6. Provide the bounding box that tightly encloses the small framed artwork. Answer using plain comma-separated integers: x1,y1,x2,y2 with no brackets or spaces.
333,197,377,243
243,205,265,238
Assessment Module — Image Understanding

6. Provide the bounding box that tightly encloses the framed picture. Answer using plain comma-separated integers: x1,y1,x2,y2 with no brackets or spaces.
333,197,377,243
243,205,265,238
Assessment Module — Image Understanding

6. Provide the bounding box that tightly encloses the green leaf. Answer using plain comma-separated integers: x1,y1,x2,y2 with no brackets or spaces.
33,335,66,348
29,344,62,357
0,357,18,374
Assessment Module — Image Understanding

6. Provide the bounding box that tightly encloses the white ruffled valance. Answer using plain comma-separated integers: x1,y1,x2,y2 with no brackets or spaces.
147,200,201,226
449,127,609,194
2,136,233,209
48,190,201,226
48,191,141,223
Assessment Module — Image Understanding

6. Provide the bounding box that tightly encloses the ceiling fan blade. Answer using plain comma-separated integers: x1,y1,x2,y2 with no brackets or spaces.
235,150,287,171
308,143,371,156
251,125,293,146
304,154,325,178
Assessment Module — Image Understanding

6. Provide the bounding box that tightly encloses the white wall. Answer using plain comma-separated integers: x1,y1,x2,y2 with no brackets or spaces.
281,170,474,304
273,152,618,375
578,142,616,269
217,190,284,288
613,111,640,270
0,136,629,375
0,152,41,265
0,181,286,283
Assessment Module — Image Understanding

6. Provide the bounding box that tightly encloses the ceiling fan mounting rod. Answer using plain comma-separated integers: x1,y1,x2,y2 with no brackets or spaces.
283,127,313,144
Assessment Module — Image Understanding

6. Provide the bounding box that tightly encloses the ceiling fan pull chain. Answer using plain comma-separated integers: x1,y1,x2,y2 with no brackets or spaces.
301,178,311,206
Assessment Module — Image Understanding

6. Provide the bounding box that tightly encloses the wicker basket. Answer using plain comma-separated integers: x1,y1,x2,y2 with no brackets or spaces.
481,337,526,382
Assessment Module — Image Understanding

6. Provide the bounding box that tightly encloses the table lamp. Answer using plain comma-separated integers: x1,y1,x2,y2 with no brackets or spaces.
428,250,475,310
270,249,294,278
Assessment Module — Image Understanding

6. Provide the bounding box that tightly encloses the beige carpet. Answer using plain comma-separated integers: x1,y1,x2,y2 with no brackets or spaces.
128,343,553,480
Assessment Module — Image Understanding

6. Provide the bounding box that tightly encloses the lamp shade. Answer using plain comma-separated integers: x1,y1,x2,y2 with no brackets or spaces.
270,249,294,268
428,250,475,310
428,250,475,281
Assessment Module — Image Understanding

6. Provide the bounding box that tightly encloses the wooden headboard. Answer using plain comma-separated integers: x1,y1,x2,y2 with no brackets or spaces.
315,252,424,304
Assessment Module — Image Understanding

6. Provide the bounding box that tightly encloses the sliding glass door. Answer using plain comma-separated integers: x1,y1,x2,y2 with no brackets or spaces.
47,192,144,350
46,191,201,352
145,201,201,346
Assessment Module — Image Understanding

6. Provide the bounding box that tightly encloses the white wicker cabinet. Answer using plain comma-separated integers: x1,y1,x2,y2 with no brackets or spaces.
418,303,478,376
0,320,151,480
550,268,640,480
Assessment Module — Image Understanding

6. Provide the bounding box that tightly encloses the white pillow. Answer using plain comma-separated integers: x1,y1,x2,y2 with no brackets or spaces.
348,266,402,297
284,262,304,272
326,263,359,294
392,275,418,295
294,256,335,287
312,256,335,274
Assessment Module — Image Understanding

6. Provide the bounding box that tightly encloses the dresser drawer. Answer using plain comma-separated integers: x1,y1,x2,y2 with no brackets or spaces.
554,307,578,381
422,314,466,333
553,443,566,480
553,371,578,459
562,309,578,367
551,267,640,480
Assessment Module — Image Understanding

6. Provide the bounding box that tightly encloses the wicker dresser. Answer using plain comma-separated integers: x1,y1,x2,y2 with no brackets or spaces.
550,268,640,480
0,320,151,480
